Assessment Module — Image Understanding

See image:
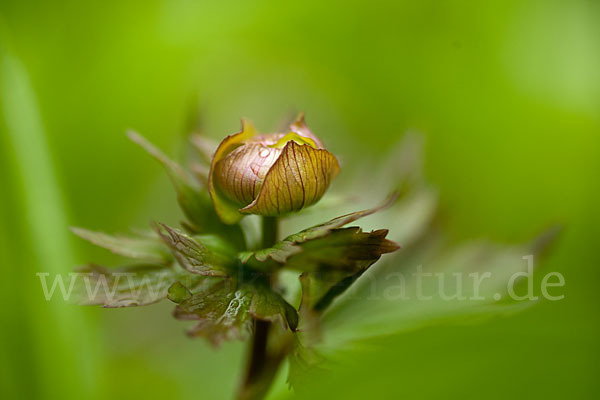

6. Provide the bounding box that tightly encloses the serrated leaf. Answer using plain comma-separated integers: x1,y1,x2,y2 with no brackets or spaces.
285,228,399,273
173,279,252,345
173,279,298,346
240,193,399,266
291,228,399,311
74,263,198,308
127,131,245,249
155,223,236,277
71,227,171,264
240,197,400,310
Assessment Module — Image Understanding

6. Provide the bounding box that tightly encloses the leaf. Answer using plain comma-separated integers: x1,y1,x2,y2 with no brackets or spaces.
285,228,400,273
240,193,399,265
291,228,400,311
173,278,298,346
240,196,400,312
249,282,299,331
285,233,558,387
288,335,326,390
283,228,401,384
173,279,252,345
166,281,192,303
189,134,218,165
155,223,236,277
74,263,198,308
317,230,559,354
286,273,326,389
127,131,245,249
297,273,321,339
71,227,171,264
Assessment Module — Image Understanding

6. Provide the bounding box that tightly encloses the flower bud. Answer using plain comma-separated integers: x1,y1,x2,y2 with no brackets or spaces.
208,115,340,223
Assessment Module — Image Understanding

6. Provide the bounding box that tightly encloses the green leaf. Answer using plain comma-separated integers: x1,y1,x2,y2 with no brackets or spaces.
239,196,400,309
74,263,198,307
190,134,218,165
173,279,252,345
318,230,559,354
288,335,325,390
71,227,171,264
155,223,236,277
173,278,298,346
286,234,558,387
296,273,322,341
250,282,299,331
290,228,399,311
285,228,399,273
188,134,218,185
287,273,325,389
166,281,192,303
127,131,245,249
240,193,399,266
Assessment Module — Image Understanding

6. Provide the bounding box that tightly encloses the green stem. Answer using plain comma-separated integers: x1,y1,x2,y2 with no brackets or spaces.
261,216,278,249
238,217,279,400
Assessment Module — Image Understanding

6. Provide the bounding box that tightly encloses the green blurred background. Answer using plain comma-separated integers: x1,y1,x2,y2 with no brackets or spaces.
1,0,598,399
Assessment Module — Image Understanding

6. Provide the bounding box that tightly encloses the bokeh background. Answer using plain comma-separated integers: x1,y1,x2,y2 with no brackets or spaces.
1,0,598,399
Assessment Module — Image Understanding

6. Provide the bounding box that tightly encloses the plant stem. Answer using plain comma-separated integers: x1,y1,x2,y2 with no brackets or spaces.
237,216,279,400
261,216,278,249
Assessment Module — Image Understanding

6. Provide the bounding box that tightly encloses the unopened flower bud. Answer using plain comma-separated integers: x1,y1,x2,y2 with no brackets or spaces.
208,115,340,223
